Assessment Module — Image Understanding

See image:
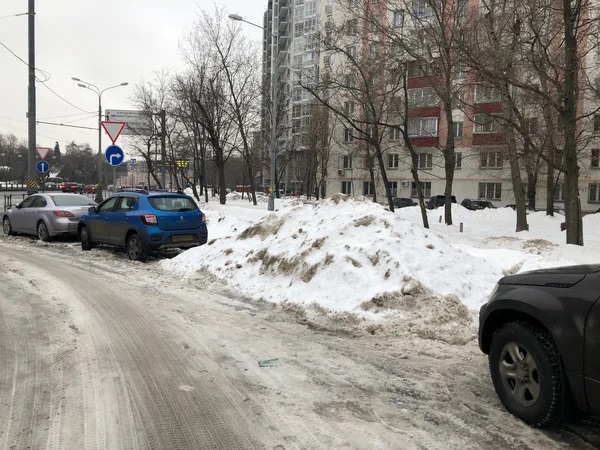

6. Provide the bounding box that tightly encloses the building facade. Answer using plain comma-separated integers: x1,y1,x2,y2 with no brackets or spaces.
263,0,600,212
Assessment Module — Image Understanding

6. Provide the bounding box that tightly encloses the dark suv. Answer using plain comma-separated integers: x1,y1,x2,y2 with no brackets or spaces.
461,199,496,210
78,190,208,261
426,195,457,209
479,265,600,427
393,197,416,208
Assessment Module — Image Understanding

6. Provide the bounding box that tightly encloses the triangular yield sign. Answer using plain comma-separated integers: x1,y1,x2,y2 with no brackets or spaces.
101,121,126,143
36,146,52,160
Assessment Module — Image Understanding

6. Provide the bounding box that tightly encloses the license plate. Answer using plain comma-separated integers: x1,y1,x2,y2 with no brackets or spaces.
172,234,193,242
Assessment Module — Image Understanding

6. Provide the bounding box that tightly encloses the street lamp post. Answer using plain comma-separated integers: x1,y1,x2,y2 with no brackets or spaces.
229,13,278,211
71,77,128,203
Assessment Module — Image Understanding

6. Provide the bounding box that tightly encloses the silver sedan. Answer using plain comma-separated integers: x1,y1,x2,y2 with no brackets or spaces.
2,193,96,241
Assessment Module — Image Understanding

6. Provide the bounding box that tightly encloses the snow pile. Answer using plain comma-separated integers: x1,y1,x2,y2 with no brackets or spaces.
160,195,525,314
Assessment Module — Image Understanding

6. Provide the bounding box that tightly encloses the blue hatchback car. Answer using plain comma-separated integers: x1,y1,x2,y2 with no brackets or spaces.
78,190,208,261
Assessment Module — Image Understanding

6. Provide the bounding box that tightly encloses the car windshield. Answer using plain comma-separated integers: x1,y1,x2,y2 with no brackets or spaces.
148,196,198,212
51,195,95,206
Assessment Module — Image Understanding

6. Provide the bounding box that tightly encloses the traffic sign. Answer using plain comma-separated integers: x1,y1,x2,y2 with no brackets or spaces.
130,158,137,167
36,146,52,160
36,161,50,173
105,145,125,166
101,121,126,143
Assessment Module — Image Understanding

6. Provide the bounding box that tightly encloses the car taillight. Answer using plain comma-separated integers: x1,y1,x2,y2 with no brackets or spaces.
201,212,206,224
53,211,75,217
141,214,158,225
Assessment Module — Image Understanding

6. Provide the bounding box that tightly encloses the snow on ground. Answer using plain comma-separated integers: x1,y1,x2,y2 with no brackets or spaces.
160,192,600,336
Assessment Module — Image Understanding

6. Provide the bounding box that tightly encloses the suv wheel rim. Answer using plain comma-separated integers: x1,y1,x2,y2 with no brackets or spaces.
3,219,10,234
498,341,540,407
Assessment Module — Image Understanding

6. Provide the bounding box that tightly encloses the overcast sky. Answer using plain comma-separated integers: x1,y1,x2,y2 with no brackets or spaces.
0,0,264,154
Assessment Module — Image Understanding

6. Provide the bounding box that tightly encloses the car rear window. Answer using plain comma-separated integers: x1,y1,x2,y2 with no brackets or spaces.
148,196,198,212
51,195,96,206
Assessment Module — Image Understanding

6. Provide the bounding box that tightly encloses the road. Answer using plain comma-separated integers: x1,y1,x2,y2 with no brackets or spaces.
1,237,600,449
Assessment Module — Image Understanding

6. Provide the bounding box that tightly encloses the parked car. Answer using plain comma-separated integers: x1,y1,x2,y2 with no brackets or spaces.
83,184,98,193
60,182,83,193
461,199,496,210
78,190,208,261
478,264,600,427
393,197,416,208
2,193,96,241
426,195,457,209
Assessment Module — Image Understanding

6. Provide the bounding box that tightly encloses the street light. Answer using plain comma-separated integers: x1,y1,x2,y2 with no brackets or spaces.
229,13,278,211
71,77,128,203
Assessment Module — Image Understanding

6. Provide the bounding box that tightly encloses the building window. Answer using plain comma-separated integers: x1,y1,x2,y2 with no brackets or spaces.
292,105,302,118
292,119,301,134
388,181,398,197
479,182,502,200
294,22,304,38
475,85,501,103
369,43,379,58
344,101,355,115
453,121,464,138
370,16,380,32
412,0,433,19
341,181,353,195
363,181,375,195
592,149,600,168
411,181,431,198
346,46,357,61
408,118,438,137
553,183,565,201
408,88,438,107
480,151,503,168
346,18,358,35
407,60,428,78
474,114,501,133
393,10,404,27
388,153,400,169
455,152,462,169
454,62,466,79
342,154,353,169
594,115,600,133
344,128,354,142
590,183,600,202
417,153,433,169
389,127,401,141
305,0,316,16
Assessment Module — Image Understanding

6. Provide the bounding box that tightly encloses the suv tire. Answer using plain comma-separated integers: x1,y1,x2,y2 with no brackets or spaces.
127,233,148,262
488,321,564,427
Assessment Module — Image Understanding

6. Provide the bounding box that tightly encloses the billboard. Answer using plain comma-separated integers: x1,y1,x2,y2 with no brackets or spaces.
105,109,154,136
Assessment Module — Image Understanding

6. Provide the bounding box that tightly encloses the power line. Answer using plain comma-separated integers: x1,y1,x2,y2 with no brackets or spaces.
38,112,96,120
0,12,30,20
0,38,90,112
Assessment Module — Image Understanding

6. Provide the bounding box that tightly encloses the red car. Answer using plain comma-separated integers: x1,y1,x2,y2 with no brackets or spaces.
83,184,98,193
60,182,83,193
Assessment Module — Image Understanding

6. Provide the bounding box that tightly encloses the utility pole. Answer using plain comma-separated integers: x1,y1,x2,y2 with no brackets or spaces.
160,109,166,188
27,0,36,191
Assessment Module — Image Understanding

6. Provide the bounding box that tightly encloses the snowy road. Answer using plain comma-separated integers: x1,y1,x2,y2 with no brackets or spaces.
1,237,600,449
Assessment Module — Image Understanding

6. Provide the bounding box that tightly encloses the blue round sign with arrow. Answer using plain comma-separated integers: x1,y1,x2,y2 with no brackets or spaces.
36,160,49,173
105,144,124,167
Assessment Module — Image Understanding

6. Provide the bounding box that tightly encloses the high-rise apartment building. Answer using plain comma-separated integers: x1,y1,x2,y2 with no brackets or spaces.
264,0,600,212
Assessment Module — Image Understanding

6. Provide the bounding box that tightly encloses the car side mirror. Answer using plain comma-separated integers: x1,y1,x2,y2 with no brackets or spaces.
88,206,97,213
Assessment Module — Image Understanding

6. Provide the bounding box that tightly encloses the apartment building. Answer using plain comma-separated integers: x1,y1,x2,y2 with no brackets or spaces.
264,0,600,212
